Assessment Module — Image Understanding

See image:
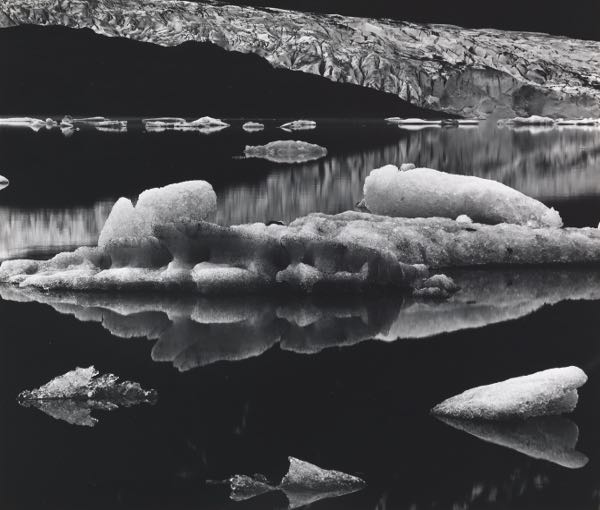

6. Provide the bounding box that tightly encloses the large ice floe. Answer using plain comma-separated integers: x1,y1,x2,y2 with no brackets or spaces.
230,456,365,508
363,165,563,227
439,416,588,469
18,366,157,426
244,140,328,164
432,367,587,420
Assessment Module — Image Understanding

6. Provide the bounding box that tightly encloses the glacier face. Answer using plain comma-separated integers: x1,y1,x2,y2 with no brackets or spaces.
1,0,599,118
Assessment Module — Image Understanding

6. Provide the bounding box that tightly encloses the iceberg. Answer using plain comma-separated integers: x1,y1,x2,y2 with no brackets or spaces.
242,121,265,132
18,366,157,426
438,416,588,469
0,175,8,190
363,165,563,227
230,456,365,508
431,367,587,420
244,140,327,163
280,120,317,131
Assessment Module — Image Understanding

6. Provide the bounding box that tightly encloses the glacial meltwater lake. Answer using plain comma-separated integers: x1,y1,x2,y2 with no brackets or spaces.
1,119,600,509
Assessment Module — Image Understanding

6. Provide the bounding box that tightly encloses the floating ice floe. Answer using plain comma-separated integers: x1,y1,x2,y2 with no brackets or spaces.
143,116,229,133
244,140,327,163
242,121,265,132
60,116,127,132
0,175,8,190
0,117,55,131
363,165,563,228
438,416,588,469
385,117,441,125
499,115,556,126
280,119,317,131
431,367,587,420
4,268,600,370
230,456,365,508
555,118,600,126
18,366,157,427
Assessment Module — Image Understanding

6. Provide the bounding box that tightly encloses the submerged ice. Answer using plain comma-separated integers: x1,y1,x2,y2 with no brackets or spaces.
432,367,587,420
18,366,157,426
230,456,365,508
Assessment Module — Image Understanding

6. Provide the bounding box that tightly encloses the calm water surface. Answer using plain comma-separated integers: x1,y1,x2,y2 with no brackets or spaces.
1,119,600,509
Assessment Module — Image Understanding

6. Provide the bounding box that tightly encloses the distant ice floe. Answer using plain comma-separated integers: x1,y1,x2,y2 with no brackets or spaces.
280,119,317,131
0,117,57,132
432,367,587,420
363,164,563,228
439,416,589,469
143,116,229,133
499,115,600,129
242,121,265,132
230,456,365,508
244,140,327,163
18,366,157,427
0,175,8,191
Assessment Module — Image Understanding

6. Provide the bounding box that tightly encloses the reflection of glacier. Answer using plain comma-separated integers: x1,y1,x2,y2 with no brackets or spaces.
0,203,113,260
216,126,600,224
2,269,600,371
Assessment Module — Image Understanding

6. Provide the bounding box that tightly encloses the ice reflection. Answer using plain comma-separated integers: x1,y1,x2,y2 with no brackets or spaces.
2,269,600,370
0,203,113,260
438,416,588,469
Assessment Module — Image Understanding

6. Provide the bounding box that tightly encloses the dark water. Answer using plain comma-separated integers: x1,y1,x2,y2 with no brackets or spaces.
1,119,600,509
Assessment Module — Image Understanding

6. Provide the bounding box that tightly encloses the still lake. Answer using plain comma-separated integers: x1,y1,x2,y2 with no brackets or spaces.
1,119,600,509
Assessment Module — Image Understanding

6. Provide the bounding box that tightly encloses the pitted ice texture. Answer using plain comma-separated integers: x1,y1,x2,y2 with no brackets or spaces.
432,367,587,420
364,165,562,228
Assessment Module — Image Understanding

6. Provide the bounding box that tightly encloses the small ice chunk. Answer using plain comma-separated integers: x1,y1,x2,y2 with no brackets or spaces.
0,174,8,190
18,366,157,426
413,273,460,299
188,116,230,127
456,214,473,224
500,115,556,126
399,163,416,171
244,140,327,164
385,118,442,125
280,119,317,131
242,121,265,132
229,456,365,508
363,165,563,228
431,367,587,420
230,474,276,501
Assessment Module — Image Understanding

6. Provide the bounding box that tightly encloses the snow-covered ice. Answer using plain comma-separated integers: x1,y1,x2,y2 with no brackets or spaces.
432,367,587,420
18,366,157,426
230,456,365,508
363,165,563,228
244,140,327,163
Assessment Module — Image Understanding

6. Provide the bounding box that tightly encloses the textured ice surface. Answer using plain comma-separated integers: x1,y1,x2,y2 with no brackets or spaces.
439,416,588,468
230,456,365,507
244,140,327,163
242,121,265,132
280,120,317,131
18,366,157,426
432,367,587,420
363,165,563,227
